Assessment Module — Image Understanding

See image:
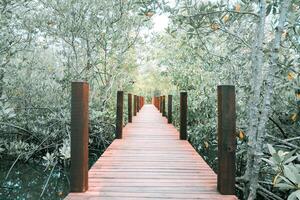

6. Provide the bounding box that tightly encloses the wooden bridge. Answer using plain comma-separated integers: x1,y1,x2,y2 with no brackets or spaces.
65,82,237,200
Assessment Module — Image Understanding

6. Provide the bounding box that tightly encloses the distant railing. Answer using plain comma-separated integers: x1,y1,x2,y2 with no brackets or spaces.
69,82,145,192
69,81,236,195
151,85,236,195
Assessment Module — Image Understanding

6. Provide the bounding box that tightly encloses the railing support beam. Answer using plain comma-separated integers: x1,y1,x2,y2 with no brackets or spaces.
70,81,89,192
217,85,236,195
180,92,187,140
162,95,166,117
137,96,140,112
133,95,137,116
160,96,163,114
128,93,132,123
115,91,123,139
168,95,172,124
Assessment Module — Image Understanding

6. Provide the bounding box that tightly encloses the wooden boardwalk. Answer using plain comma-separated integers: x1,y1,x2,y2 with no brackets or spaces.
65,105,237,200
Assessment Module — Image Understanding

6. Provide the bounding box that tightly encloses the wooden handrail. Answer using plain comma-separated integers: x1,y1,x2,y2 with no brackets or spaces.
69,86,236,197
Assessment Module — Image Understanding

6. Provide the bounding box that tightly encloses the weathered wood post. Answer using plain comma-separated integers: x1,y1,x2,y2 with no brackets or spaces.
160,96,163,114
168,95,172,124
137,96,140,112
217,85,236,195
158,96,161,111
115,91,123,139
163,95,167,117
133,95,137,116
180,92,187,140
70,81,89,192
140,96,142,109
128,93,132,123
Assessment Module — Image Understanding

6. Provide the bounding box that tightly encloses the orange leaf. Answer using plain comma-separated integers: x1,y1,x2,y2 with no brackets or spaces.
288,72,295,80
223,15,229,22
235,4,241,12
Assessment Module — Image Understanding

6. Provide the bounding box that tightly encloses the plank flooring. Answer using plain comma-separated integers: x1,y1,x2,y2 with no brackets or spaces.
65,104,238,200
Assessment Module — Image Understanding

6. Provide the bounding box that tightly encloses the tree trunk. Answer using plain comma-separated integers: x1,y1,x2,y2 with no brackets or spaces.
244,0,267,199
244,0,291,199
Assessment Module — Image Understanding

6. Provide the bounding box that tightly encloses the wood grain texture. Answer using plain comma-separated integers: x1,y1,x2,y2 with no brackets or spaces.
70,81,89,192
65,104,237,200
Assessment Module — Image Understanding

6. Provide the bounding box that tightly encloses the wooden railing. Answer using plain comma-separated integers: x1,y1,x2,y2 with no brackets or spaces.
69,81,236,195
152,86,236,195
69,82,145,192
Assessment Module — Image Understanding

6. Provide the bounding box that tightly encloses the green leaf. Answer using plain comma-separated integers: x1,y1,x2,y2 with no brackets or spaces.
272,153,282,164
287,190,300,200
267,144,276,155
283,150,297,164
275,183,294,190
262,158,275,166
284,156,298,164
284,165,297,183
266,4,272,16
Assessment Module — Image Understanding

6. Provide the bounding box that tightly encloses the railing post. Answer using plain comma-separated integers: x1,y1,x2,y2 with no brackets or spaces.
128,93,132,123
168,95,172,124
133,95,137,116
140,96,142,109
217,85,236,195
115,91,123,139
70,81,89,192
158,96,161,111
180,92,187,140
137,96,140,112
162,95,166,116
160,96,163,114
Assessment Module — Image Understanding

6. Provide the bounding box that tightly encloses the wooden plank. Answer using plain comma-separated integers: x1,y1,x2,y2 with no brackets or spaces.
65,104,237,200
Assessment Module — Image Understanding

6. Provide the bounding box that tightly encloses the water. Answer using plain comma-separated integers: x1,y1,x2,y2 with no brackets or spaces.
0,160,69,200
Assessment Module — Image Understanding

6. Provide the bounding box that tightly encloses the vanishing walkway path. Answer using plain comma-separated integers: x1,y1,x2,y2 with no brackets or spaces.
65,104,237,200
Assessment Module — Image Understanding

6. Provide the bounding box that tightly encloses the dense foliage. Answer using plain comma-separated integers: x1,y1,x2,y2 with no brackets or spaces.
153,1,300,199
0,0,299,200
0,0,153,199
